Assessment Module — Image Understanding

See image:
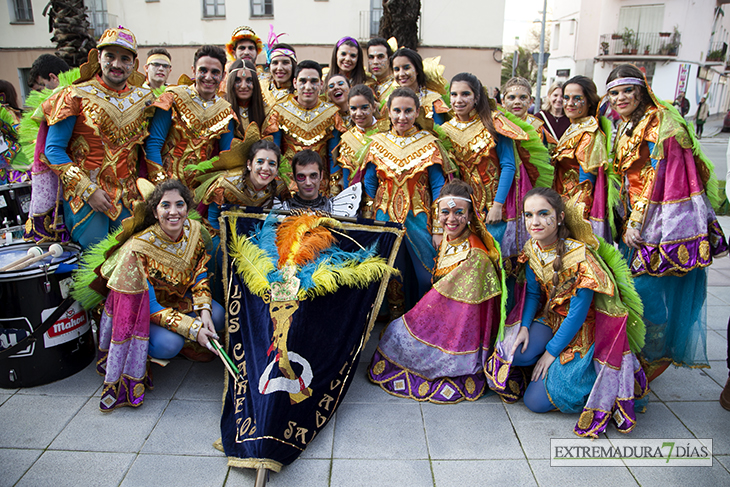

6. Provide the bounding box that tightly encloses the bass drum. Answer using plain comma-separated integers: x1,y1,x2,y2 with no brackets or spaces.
0,242,95,388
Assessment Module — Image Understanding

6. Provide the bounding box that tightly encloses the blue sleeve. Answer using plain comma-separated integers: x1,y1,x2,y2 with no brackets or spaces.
147,279,164,316
494,135,516,204
427,164,446,202
432,109,446,126
208,203,221,230
272,129,282,149
578,165,597,185
329,130,349,183
545,287,594,357
364,162,378,198
144,108,173,166
520,265,542,329
45,116,76,166
218,119,235,152
647,141,659,169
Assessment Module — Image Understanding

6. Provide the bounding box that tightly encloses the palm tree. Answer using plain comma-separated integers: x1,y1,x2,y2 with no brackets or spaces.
43,0,96,67
379,0,421,50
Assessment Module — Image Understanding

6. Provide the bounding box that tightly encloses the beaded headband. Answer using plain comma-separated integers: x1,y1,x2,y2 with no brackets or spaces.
269,48,297,63
606,77,645,90
437,196,472,208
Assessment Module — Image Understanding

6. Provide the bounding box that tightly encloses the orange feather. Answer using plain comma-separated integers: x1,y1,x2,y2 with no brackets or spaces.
275,215,338,268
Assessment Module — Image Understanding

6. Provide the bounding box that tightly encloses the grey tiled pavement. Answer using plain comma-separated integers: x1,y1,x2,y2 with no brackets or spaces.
2,217,730,482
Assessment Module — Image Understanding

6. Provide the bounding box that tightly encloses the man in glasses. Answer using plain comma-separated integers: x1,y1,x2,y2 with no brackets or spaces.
144,48,172,90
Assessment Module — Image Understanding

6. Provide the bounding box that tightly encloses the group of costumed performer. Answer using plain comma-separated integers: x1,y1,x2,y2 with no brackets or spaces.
368,180,505,403
605,64,728,381
72,179,224,411
486,187,649,438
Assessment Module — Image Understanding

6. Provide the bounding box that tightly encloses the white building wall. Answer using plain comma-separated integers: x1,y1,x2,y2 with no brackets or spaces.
420,2,504,47
0,0,55,48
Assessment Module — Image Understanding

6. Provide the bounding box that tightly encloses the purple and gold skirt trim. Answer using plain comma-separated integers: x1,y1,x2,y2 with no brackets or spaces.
97,309,152,412
369,349,486,403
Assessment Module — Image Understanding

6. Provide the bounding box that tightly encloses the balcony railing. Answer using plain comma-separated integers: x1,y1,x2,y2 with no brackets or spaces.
598,31,681,57
707,42,727,63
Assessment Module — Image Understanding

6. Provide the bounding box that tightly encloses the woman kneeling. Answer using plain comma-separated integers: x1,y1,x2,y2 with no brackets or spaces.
369,180,504,403
486,187,648,437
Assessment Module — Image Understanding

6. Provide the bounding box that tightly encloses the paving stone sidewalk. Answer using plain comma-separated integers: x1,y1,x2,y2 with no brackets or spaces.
2,217,730,487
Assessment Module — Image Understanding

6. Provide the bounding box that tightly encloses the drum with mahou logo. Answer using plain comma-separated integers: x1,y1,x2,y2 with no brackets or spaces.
0,241,94,388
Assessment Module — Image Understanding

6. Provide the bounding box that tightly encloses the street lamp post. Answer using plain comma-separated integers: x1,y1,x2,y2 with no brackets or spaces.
535,0,548,111
512,36,520,78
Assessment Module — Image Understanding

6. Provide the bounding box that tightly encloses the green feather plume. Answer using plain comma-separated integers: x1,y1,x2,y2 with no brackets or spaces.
656,100,721,210
186,156,219,174
17,68,81,164
498,108,553,188
71,226,124,309
596,237,645,353
599,115,621,239
493,237,508,342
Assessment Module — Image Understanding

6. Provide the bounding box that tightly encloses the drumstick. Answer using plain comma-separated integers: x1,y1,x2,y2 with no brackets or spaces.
0,246,43,272
8,243,64,271
210,339,242,382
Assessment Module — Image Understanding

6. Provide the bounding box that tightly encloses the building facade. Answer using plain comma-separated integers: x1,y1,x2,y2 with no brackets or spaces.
546,0,730,118
1,0,504,100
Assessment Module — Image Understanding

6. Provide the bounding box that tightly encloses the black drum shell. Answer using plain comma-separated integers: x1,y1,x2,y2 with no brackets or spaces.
0,242,95,388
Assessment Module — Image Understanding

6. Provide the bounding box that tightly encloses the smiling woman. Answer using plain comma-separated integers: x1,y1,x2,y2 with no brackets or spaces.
369,179,505,403
74,179,226,411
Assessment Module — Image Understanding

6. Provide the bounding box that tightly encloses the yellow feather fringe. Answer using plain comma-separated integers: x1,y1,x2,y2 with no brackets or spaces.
228,226,275,297
300,257,396,300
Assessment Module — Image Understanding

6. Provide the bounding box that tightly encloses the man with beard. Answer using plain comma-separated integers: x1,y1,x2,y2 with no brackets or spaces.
43,26,157,248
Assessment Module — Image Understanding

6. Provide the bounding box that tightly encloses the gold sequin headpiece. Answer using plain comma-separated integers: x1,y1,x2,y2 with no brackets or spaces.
97,26,138,56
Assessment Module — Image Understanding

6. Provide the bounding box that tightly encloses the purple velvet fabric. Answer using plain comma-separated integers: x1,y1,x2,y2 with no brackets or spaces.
97,289,152,412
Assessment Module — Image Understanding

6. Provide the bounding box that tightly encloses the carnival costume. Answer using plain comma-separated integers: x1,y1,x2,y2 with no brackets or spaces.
552,115,616,242
486,196,649,438
369,208,505,403
372,75,396,102
332,118,386,192
73,198,221,411
362,127,454,305
0,99,29,185
260,29,297,111
145,78,236,189
263,94,342,189
524,112,557,147
610,81,728,380
43,28,156,249
440,109,552,270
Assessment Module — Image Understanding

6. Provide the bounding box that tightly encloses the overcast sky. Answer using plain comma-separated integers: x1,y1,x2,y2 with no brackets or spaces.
503,0,553,47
